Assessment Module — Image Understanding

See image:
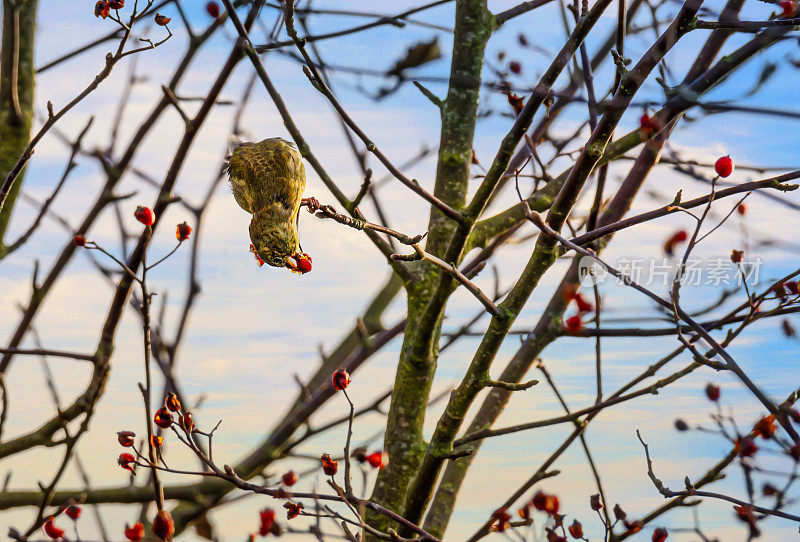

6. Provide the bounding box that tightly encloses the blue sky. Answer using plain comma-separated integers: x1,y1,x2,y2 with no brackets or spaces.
1,0,800,540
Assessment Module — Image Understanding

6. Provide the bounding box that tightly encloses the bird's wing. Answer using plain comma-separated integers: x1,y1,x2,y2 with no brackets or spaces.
227,144,254,213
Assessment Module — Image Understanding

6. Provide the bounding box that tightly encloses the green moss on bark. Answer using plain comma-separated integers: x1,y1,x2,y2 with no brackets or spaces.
365,1,494,536
0,0,37,250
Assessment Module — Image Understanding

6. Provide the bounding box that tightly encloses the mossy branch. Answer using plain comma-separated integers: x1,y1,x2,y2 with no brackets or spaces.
0,0,38,246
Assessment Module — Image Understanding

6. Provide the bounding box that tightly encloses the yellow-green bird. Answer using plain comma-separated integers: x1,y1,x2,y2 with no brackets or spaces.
226,138,313,274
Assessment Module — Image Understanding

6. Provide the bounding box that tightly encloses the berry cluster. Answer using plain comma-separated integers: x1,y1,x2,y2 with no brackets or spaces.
564,288,595,332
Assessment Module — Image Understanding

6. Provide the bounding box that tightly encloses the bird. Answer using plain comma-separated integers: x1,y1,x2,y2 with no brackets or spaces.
226,137,313,274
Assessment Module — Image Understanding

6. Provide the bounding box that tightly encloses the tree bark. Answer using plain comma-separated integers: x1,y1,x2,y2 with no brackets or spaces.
0,0,37,250
366,0,494,534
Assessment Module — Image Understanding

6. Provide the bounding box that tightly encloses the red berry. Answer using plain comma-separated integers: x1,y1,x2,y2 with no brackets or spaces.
182,411,195,432
134,205,155,226
288,252,313,274
152,510,174,540
639,113,661,137
332,369,350,391
737,436,758,457
284,501,304,519
282,470,298,486
779,0,799,17
491,507,511,532
737,203,747,215
65,504,82,520
125,522,144,542
118,452,137,473
652,527,668,542
507,92,524,116
176,222,192,242
151,434,164,447
320,453,338,476
590,493,603,510
206,1,220,17
94,1,110,18
573,292,594,314
736,511,761,538
154,406,173,428
530,491,560,515
734,504,757,525
542,494,559,516
74,234,86,247
43,516,65,539
753,415,776,439
259,508,276,536
508,61,521,74
154,13,171,26
565,314,582,332
296,255,312,274
117,430,135,447
663,229,688,256
165,393,181,412
568,519,583,538
715,156,733,177
365,450,388,469
705,383,721,402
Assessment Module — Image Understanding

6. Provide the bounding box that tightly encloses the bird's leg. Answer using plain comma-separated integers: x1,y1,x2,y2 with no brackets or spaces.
300,197,320,213
296,207,305,253
296,198,320,253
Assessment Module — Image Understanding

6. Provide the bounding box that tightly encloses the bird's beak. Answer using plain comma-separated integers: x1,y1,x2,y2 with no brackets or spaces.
285,255,299,271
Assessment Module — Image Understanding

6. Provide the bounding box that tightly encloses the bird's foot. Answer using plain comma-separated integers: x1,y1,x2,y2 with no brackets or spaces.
301,197,321,213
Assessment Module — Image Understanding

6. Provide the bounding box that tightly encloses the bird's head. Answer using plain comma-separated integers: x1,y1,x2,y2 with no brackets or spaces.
249,217,312,274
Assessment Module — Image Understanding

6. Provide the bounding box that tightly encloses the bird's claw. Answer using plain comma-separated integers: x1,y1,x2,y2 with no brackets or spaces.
301,197,321,213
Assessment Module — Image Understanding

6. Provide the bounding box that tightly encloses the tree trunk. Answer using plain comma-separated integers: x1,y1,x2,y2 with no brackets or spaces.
366,0,493,534
0,0,37,250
